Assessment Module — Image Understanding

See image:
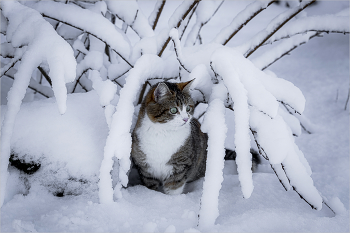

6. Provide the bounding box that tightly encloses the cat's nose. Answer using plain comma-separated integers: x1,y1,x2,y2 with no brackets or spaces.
183,118,189,122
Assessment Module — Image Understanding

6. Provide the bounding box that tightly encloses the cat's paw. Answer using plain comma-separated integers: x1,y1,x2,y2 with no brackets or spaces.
164,184,185,195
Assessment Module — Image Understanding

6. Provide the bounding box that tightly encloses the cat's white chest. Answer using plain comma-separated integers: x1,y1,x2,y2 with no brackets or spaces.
136,115,190,180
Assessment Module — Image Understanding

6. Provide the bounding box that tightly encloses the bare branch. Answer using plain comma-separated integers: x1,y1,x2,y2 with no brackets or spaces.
4,74,52,98
72,69,89,93
345,86,350,111
257,32,321,70
137,81,151,105
37,66,52,86
1,58,19,77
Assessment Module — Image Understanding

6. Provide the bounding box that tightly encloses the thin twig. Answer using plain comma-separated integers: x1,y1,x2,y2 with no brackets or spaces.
281,102,312,134
170,36,191,73
261,32,321,70
137,81,151,104
72,69,89,93
179,3,198,41
345,86,350,111
4,74,50,98
1,58,20,78
37,66,52,86
281,163,318,210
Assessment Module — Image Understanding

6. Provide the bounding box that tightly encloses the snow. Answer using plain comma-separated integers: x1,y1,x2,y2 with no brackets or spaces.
107,1,154,38
1,91,108,201
211,48,254,199
199,82,228,228
268,14,350,44
1,1,349,232
0,0,76,207
236,0,323,57
28,1,132,66
88,70,118,107
184,1,223,46
168,1,196,29
148,1,165,29
213,1,270,45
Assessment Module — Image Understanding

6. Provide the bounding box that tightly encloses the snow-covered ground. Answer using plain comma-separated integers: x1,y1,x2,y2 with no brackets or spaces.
1,1,349,232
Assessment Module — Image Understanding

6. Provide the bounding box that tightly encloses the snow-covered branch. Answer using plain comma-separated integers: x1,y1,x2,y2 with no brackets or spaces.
249,107,322,210
107,1,155,39
252,32,320,70
169,28,191,73
27,1,133,67
149,0,166,30
185,0,224,46
3,74,53,98
238,0,316,58
198,82,228,228
267,13,350,44
211,48,254,199
213,0,276,45
178,3,198,41
158,0,199,56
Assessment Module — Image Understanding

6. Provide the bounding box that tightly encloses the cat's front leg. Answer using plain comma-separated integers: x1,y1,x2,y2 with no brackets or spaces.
139,169,162,192
163,173,187,195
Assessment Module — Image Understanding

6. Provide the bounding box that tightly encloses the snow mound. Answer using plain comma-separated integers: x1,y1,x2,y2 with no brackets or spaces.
1,91,109,197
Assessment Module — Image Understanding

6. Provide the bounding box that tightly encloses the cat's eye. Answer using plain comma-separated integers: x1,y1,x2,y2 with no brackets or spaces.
170,107,178,114
186,106,192,112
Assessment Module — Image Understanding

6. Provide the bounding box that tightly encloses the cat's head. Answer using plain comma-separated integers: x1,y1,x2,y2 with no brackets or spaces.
144,80,195,127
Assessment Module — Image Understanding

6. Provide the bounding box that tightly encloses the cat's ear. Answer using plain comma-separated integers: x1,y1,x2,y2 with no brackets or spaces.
153,82,171,102
178,79,195,93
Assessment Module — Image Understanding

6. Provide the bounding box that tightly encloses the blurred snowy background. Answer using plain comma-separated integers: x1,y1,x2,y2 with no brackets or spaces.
1,0,349,232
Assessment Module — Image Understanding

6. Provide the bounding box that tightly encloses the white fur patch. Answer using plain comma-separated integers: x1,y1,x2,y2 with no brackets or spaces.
136,110,191,181
165,184,185,195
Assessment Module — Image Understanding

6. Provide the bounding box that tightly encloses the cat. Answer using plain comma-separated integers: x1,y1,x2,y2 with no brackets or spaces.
131,80,260,195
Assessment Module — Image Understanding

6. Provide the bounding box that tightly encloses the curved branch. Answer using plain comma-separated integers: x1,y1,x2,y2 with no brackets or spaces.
214,0,276,45
244,0,316,58
179,3,198,41
42,14,133,68
169,29,191,73
185,0,224,46
29,1,133,67
266,14,349,45
255,32,321,70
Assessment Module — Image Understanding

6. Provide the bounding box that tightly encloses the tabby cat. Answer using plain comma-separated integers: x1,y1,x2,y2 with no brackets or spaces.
131,80,260,195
